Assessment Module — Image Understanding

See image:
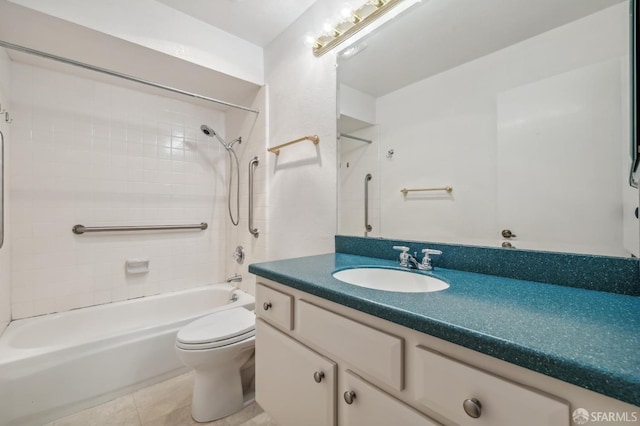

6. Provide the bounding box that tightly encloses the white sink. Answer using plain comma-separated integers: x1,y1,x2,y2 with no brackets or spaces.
332,268,449,293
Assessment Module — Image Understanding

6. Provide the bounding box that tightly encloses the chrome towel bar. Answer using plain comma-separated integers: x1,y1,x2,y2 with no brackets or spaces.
72,223,208,235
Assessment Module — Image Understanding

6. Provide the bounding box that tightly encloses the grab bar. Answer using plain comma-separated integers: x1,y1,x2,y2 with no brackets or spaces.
72,223,208,235
364,173,372,235
248,156,259,237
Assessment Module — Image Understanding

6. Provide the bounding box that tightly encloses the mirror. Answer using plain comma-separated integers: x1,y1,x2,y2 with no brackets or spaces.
337,0,638,257
0,129,3,249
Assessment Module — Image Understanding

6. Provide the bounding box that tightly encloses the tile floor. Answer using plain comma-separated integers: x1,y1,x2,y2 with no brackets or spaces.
46,372,278,426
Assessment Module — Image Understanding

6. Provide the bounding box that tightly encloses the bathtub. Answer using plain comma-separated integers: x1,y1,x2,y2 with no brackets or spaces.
0,284,254,426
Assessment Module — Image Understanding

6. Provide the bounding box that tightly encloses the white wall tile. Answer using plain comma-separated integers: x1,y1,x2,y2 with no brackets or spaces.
9,62,229,318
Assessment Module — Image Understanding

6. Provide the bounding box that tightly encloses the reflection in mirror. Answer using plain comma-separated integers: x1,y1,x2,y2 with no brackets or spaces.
0,129,3,249
337,0,637,258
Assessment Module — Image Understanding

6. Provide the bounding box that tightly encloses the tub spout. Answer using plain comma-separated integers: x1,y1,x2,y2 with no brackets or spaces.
226,274,242,283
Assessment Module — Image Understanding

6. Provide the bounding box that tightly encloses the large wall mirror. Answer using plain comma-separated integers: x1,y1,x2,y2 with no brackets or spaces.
337,0,638,258
0,129,3,249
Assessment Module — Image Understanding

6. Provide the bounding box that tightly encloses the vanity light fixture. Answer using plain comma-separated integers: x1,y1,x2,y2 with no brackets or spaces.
308,0,421,57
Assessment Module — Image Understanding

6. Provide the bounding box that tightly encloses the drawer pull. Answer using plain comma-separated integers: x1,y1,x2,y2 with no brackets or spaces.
313,371,325,383
263,302,272,311
344,390,357,405
463,398,482,418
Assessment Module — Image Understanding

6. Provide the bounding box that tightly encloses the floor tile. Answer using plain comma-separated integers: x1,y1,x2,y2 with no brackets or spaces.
201,402,264,426
49,372,276,426
133,373,193,424
53,395,140,426
239,412,279,426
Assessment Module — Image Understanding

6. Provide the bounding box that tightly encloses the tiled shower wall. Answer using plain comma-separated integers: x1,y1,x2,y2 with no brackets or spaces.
9,62,229,319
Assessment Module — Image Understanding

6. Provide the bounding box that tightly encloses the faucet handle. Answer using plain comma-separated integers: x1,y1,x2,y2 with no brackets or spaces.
393,246,410,267
420,248,442,270
421,248,442,256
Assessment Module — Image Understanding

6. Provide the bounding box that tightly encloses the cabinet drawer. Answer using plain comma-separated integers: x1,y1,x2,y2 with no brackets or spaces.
342,370,440,426
256,283,294,330
297,300,403,391
414,346,569,426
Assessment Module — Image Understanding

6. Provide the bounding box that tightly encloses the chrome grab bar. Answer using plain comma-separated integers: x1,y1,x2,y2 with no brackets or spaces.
364,174,372,235
72,223,208,235
248,156,259,237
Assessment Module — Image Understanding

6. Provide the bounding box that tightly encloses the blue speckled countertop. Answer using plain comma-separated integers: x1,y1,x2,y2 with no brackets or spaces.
249,252,640,407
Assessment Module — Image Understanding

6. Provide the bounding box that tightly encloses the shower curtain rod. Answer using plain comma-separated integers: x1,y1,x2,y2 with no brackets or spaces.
339,133,372,144
0,40,260,114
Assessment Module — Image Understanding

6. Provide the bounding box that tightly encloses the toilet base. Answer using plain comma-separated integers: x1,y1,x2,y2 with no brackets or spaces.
191,368,244,422
189,352,256,423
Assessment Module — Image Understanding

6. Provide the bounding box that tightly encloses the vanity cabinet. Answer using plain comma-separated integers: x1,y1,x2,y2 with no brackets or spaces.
414,345,569,426
342,369,439,426
256,319,336,426
255,280,571,426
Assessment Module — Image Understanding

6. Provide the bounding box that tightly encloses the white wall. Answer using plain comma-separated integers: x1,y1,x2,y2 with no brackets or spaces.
7,0,264,85
340,4,633,256
0,47,11,333
263,0,343,260
9,62,229,319
225,87,268,296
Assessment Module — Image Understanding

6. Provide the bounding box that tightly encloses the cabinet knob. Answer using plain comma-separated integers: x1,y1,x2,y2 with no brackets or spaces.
313,371,325,383
463,398,482,418
343,390,356,405
263,302,272,311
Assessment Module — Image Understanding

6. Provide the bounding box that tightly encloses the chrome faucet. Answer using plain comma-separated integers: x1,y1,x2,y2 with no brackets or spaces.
392,246,442,271
226,274,242,283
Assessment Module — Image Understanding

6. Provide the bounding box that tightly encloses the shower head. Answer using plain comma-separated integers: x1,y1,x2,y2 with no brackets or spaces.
200,124,242,150
200,124,215,137
201,124,229,149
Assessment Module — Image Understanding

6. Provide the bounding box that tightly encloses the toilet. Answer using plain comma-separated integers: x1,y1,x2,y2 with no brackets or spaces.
175,307,256,423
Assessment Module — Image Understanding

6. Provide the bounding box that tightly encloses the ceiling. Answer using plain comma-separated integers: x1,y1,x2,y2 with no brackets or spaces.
156,0,319,47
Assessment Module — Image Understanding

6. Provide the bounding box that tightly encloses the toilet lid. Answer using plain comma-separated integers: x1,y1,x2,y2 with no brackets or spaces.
177,308,255,345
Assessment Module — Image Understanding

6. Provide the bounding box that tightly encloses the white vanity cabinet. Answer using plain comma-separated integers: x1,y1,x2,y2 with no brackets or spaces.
414,346,569,426
256,319,336,426
255,280,580,426
342,369,440,426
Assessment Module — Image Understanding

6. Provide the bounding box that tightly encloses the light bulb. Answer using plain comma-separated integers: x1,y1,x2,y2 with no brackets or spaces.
340,3,354,19
322,20,334,35
304,33,318,48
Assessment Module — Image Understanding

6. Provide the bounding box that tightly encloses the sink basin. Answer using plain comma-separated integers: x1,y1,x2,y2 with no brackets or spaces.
332,267,449,293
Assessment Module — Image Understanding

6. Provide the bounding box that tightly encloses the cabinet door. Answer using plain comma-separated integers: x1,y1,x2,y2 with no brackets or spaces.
256,319,336,426
342,370,441,426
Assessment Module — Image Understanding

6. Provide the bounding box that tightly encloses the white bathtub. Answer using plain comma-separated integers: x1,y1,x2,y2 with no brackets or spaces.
0,284,254,426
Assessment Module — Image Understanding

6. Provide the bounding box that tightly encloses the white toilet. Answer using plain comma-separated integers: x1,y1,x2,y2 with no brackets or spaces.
175,307,256,423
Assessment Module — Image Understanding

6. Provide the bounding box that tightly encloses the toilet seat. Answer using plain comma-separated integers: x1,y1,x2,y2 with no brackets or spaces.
176,308,255,350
